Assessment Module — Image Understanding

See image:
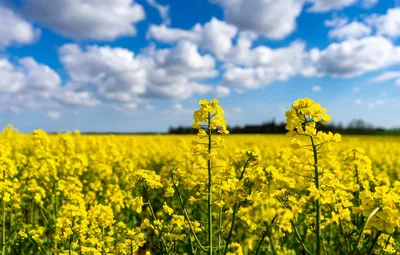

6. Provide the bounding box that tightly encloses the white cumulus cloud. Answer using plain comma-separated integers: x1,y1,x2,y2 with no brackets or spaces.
148,18,238,59
222,37,307,89
0,56,100,112
17,0,145,40
307,0,357,12
59,41,217,105
215,86,231,97
325,17,349,28
328,21,372,40
0,6,40,48
146,0,170,25
368,8,400,38
362,0,379,8
211,0,303,39
307,36,400,77
59,44,147,103
371,71,400,82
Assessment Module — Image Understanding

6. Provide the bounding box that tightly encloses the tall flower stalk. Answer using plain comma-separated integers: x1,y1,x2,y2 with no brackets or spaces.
192,99,229,255
285,98,341,255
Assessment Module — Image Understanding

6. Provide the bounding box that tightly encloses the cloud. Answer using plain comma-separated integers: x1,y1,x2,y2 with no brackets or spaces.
113,102,137,112
222,37,307,89
141,42,216,99
221,34,400,90
59,41,217,104
367,8,400,38
328,21,372,40
210,0,303,39
53,90,100,107
173,103,184,111
19,57,62,90
0,6,40,48
59,44,147,103
0,59,25,93
215,86,231,97
16,0,145,40
47,111,61,120
353,87,360,92
307,0,357,12
0,57,60,94
148,18,238,59
396,79,400,87
361,0,379,8
371,71,400,82
354,98,362,104
308,36,400,77
312,85,322,92
0,56,99,112
325,17,350,28
147,42,217,79
146,0,170,25
367,99,385,109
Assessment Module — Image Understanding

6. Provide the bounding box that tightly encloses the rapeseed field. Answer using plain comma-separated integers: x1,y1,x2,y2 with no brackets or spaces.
1,98,399,254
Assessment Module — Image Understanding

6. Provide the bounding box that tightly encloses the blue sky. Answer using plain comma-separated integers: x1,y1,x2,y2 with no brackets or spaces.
0,0,400,132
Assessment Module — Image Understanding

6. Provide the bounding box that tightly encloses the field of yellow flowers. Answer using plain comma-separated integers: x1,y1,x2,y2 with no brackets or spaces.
1,98,399,255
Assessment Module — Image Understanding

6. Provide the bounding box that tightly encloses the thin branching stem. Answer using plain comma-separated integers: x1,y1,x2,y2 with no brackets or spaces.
353,207,380,255
172,182,208,252
143,186,166,254
222,158,251,255
2,170,6,255
265,224,277,255
382,233,392,255
254,231,267,255
368,231,382,255
310,136,321,255
207,112,213,255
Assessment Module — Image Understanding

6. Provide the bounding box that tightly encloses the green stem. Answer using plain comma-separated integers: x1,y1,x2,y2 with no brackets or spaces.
265,224,277,255
353,207,380,254
277,195,311,255
222,159,250,255
217,206,222,251
368,231,381,255
354,151,360,227
144,187,166,254
29,235,50,255
69,229,73,255
222,203,239,255
207,112,212,255
292,222,311,254
382,233,392,255
130,240,133,255
254,231,267,255
102,226,105,255
53,182,59,254
338,220,350,254
172,182,208,252
2,170,6,255
188,229,195,255
310,136,321,255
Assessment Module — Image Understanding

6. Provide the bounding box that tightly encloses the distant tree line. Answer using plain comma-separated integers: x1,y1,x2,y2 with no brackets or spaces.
168,119,400,135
